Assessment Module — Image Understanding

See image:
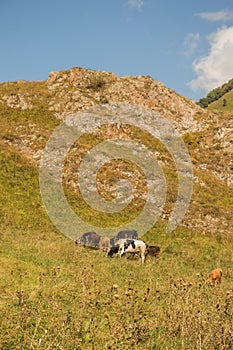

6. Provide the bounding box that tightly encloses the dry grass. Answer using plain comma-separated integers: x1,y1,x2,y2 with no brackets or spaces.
1,230,233,349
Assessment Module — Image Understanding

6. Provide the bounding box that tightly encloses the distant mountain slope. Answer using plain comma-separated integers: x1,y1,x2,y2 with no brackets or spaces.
198,78,233,108
207,89,233,111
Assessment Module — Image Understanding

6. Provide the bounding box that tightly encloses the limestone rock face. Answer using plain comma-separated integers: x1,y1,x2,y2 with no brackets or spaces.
46,67,203,133
45,68,232,188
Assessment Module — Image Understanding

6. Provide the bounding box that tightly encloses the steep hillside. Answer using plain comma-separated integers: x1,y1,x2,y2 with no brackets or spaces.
1,67,233,349
0,67,232,237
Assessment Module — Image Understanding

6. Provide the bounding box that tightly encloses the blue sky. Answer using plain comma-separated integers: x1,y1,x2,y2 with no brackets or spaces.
1,0,233,101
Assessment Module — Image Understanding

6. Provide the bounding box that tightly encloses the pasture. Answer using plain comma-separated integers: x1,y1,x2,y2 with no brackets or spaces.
1,225,233,349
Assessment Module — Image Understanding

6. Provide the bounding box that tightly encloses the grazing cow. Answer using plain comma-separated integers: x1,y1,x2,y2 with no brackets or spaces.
146,245,160,258
80,232,101,249
99,236,110,251
110,230,138,246
107,244,120,257
119,239,147,264
209,268,222,286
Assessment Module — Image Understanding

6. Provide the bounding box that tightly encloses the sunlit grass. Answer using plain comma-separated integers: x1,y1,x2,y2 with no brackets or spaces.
208,89,233,111
1,228,233,349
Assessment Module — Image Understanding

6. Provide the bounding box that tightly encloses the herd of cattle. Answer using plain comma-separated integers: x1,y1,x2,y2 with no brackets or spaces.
75,230,223,285
75,230,160,264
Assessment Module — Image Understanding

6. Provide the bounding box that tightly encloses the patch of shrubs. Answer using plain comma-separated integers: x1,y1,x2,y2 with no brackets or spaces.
197,78,233,108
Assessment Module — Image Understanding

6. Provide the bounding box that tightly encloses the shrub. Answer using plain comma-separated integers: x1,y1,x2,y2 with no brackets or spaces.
86,75,106,92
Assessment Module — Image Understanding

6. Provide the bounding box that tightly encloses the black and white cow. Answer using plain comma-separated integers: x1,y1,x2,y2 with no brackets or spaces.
118,239,147,264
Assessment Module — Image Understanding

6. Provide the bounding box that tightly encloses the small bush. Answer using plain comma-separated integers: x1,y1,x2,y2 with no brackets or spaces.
86,76,106,92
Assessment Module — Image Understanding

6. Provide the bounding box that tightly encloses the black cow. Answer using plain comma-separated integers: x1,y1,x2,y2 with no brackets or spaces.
107,244,120,257
80,232,101,249
110,230,138,246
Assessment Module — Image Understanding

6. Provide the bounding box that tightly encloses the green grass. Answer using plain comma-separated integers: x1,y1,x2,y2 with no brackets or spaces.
0,143,53,231
208,89,233,111
1,227,233,349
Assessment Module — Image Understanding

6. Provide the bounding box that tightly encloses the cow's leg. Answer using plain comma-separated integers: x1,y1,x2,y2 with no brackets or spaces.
141,254,145,264
140,247,146,264
119,248,124,258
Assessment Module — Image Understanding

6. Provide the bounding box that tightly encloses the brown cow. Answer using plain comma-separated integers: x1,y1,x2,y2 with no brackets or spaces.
209,268,222,286
146,245,160,258
99,236,110,251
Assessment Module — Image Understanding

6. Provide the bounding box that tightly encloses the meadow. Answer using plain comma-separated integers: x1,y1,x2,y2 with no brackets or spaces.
0,81,233,349
1,224,233,349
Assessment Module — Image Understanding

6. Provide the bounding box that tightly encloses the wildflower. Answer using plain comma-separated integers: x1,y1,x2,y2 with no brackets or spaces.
112,284,119,289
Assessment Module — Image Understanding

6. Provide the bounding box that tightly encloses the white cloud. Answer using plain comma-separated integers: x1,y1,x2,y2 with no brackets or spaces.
196,10,233,22
127,0,144,12
188,26,233,94
183,33,200,56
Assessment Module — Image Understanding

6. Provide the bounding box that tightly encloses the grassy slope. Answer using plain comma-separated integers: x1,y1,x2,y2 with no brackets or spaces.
1,147,233,349
208,89,233,111
0,82,233,349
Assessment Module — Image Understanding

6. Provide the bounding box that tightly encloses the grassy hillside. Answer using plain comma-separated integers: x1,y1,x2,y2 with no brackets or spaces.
208,89,233,111
1,147,233,349
1,142,233,349
0,72,233,349
198,77,233,108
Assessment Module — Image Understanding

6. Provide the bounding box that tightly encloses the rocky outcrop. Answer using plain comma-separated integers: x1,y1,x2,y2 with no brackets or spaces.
1,67,231,187
1,92,33,110
46,67,203,133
